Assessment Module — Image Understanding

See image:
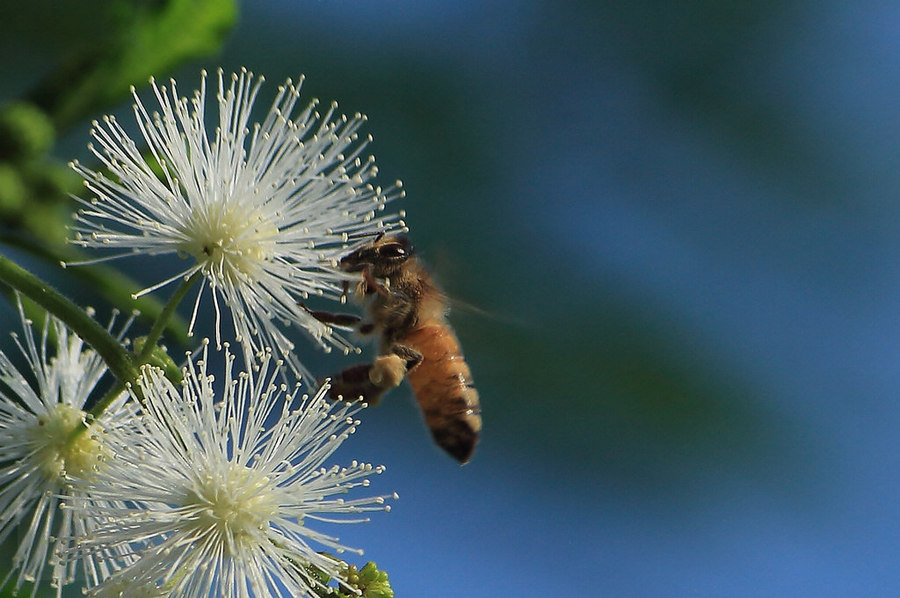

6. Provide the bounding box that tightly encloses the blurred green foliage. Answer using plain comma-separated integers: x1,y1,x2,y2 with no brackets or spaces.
0,0,239,347
28,0,237,132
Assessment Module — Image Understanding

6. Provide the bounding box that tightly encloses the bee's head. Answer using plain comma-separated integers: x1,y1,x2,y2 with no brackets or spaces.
340,234,414,278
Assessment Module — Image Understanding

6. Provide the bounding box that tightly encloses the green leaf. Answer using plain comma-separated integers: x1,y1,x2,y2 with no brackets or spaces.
0,102,55,161
28,0,238,132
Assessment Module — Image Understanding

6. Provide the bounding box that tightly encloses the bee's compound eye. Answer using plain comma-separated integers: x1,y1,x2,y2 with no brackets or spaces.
380,243,408,259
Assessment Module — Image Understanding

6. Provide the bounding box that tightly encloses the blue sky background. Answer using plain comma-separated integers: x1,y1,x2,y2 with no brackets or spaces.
225,2,900,595
7,0,900,596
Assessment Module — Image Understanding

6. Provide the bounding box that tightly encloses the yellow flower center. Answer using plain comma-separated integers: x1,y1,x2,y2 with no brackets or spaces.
183,462,280,555
179,198,279,283
28,403,103,482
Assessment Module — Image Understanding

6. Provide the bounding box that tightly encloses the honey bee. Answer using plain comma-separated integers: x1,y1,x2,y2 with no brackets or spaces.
306,234,482,463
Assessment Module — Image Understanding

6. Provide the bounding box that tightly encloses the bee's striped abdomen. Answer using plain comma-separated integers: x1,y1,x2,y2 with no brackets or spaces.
403,324,481,463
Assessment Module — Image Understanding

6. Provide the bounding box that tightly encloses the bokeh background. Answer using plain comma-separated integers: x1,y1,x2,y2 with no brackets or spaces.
5,0,900,596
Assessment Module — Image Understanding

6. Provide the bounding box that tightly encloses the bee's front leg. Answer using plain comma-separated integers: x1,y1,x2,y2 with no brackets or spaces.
299,303,380,334
301,307,362,328
362,264,392,298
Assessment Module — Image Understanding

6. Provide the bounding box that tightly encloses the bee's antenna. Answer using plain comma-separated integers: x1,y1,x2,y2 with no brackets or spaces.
346,230,384,241
346,230,388,243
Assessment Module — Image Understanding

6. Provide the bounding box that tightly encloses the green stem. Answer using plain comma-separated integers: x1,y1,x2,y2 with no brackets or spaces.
87,381,127,424
87,270,202,427
137,270,202,362
0,252,139,386
0,230,191,346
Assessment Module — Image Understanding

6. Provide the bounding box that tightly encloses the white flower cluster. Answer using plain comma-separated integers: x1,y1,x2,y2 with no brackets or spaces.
0,70,401,597
0,302,138,596
68,343,393,597
70,68,404,376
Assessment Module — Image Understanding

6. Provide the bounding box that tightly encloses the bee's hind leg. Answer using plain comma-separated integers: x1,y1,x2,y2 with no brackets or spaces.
368,344,423,388
387,344,423,372
325,363,390,405
326,346,422,406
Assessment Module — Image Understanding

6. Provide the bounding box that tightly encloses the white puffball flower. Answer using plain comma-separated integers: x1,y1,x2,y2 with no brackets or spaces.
68,342,395,598
69,68,405,377
0,299,137,597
